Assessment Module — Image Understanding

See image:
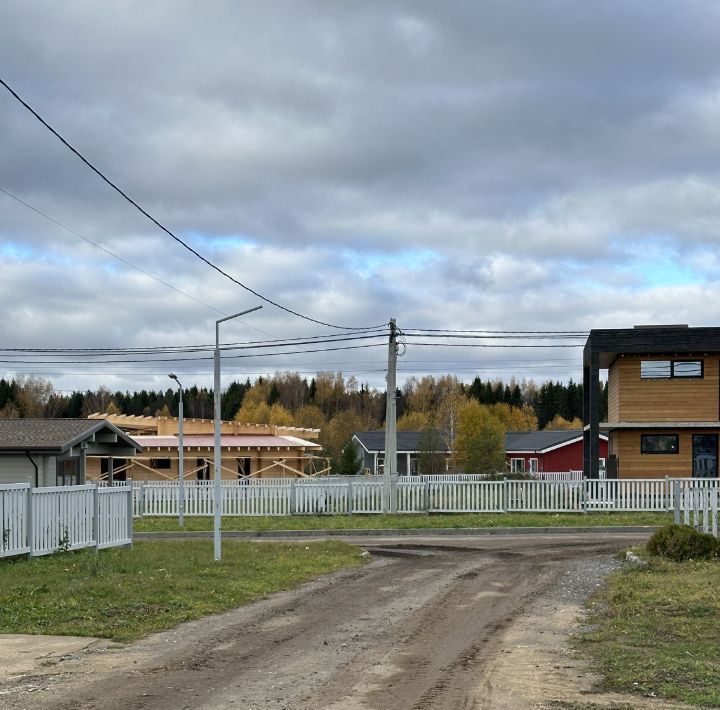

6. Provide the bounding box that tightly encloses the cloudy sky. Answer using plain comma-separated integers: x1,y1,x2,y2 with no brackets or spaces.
2,1,720,395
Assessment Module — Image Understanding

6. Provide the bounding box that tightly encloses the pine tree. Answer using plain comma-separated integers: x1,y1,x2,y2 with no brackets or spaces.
336,440,362,476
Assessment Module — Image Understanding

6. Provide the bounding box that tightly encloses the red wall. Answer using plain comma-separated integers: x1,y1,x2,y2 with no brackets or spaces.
506,438,608,473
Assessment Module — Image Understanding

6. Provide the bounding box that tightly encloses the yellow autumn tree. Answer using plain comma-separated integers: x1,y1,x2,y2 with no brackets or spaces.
455,401,506,474
545,415,583,430
487,403,538,432
397,411,432,431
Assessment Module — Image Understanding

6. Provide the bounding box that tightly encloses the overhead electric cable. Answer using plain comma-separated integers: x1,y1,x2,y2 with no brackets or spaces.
0,76,383,331
0,332,388,357
404,328,589,335
0,185,233,317
0,341,386,365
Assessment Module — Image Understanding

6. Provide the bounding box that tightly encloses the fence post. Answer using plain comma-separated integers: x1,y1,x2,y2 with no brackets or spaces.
673,480,681,524
290,480,297,515
502,478,508,513
93,484,100,554
347,479,353,514
139,481,145,518
390,475,398,514
582,479,588,514
425,480,430,513
126,483,134,549
26,486,35,558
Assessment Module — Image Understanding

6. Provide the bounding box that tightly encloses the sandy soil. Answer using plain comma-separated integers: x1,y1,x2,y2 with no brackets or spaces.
0,533,692,710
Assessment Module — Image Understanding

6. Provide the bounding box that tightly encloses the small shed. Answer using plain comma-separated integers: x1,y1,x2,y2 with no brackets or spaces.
0,419,142,486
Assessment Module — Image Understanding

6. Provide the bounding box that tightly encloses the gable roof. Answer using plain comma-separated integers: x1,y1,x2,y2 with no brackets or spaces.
353,430,450,454
0,419,142,454
505,429,606,454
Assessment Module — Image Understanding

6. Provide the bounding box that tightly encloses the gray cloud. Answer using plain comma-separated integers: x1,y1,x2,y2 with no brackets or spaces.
2,1,720,393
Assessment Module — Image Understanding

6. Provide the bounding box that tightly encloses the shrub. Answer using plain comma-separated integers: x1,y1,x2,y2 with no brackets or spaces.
647,524,720,561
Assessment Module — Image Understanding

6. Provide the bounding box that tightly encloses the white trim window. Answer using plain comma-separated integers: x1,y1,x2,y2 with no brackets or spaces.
510,458,526,474
529,458,539,474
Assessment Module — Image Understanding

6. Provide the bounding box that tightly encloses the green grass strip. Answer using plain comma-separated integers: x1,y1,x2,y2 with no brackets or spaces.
0,540,365,642
576,556,720,707
134,511,672,533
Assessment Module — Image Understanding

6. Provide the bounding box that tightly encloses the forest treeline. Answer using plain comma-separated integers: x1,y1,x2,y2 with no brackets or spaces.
0,373,607,471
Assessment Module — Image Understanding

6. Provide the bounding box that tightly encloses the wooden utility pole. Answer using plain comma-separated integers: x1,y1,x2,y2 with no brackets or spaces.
384,319,399,513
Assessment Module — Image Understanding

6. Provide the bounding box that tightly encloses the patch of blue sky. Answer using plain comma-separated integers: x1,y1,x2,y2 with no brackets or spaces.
184,231,256,249
0,241,36,260
607,236,704,289
344,247,439,277
637,259,700,288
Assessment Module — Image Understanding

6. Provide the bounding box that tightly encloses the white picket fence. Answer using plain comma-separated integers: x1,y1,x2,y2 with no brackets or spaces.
130,477,719,517
673,481,720,538
0,483,133,558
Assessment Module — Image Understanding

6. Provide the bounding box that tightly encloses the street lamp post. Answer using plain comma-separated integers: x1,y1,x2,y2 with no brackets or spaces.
168,373,185,528
214,305,262,561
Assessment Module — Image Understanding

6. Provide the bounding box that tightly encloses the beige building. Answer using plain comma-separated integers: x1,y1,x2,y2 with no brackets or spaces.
86,413,324,481
584,326,720,479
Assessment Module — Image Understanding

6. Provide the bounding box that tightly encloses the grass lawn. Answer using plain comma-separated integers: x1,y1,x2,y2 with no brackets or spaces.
576,555,720,707
134,511,673,533
0,540,365,642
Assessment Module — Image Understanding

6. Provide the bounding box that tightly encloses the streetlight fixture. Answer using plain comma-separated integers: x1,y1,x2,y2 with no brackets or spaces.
214,305,262,561
168,373,185,528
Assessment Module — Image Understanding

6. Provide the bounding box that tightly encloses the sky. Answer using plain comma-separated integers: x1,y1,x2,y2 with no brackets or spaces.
2,1,720,396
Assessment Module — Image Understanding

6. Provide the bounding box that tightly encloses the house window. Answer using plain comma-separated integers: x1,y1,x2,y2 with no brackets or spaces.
672,360,703,378
150,458,172,469
376,456,384,474
56,457,80,486
528,458,539,474
640,360,703,379
510,458,525,473
641,434,679,454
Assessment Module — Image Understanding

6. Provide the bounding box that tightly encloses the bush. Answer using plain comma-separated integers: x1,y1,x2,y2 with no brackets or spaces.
647,524,720,561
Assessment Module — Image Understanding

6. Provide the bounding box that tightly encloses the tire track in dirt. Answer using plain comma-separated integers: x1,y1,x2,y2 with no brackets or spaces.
0,534,650,710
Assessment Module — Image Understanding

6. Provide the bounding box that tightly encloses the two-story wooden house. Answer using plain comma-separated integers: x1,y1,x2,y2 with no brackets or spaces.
583,325,720,479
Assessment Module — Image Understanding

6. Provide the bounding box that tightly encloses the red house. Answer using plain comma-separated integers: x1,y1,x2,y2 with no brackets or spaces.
505,429,608,475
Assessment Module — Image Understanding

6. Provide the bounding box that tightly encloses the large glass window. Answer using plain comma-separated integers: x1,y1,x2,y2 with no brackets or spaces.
641,360,671,378
672,360,703,378
510,458,525,473
693,435,718,478
640,360,703,379
641,434,679,454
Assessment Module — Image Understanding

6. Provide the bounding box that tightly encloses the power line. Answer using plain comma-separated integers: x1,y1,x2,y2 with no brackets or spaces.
0,341,387,365
0,331,389,357
405,342,583,348
0,184,231,318
0,76,384,331
405,328,589,335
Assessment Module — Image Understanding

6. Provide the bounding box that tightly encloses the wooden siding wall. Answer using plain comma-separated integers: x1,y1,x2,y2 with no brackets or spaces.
607,364,620,422
611,429,720,479
610,355,719,422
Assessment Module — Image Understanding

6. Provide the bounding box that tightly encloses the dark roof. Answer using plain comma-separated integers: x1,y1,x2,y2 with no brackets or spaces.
505,429,606,453
0,419,142,453
353,430,450,453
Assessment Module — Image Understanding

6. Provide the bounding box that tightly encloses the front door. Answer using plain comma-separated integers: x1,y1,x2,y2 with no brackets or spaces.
692,435,718,478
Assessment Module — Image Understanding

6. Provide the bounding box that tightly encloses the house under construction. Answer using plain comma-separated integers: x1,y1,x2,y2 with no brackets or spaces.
85,413,326,481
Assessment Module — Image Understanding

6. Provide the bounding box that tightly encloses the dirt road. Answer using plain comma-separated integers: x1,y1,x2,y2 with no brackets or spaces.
2,532,679,710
